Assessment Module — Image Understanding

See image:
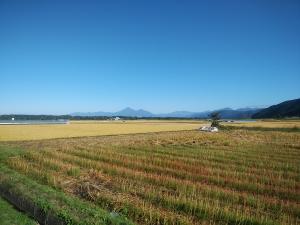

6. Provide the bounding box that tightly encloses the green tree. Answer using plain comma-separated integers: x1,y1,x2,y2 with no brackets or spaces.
210,112,220,127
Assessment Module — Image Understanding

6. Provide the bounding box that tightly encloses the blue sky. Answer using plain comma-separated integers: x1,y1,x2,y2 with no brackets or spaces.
1,0,300,114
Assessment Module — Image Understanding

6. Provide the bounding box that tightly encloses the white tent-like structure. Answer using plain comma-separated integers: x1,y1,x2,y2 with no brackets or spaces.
200,126,219,132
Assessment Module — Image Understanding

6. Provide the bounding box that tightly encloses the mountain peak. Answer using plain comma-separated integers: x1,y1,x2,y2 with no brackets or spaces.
115,107,153,117
122,107,134,111
118,107,135,113
216,107,232,111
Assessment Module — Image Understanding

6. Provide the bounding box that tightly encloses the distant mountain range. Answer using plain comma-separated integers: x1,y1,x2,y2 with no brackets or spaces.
71,107,263,119
71,107,154,117
2,99,299,120
252,98,300,119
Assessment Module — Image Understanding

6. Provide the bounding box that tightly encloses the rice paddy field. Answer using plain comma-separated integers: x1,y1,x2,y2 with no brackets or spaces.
222,120,300,129
0,120,205,141
0,120,299,225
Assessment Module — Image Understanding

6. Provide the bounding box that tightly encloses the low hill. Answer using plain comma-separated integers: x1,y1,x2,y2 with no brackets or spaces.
214,108,262,119
192,108,262,119
252,98,300,119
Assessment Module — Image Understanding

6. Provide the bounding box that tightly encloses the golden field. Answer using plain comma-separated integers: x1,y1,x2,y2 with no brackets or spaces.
222,120,300,128
0,120,300,224
0,121,206,141
1,119,299,142
4,129,300,225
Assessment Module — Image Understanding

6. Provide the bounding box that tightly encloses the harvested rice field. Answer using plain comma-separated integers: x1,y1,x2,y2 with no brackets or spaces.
0,120,206,141
222,120,300,129
1,128,299,225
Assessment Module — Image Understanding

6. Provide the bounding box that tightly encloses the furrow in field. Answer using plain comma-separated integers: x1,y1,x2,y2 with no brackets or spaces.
74,142,300,165
65,144,300,184
63,147,299,189
117,146,300,177
58,148,299,201
9,152,290,225
39,150,300,218
7,155,204,225
85,169,294,224
80,173,281,225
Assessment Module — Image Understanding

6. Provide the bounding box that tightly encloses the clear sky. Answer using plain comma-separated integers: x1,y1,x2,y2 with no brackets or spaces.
1,0,300,114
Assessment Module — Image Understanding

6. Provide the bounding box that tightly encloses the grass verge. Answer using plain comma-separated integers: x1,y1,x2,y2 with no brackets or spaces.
0,196,37,225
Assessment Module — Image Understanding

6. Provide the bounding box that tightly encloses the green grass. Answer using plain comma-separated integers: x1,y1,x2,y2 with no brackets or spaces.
0,196,37,225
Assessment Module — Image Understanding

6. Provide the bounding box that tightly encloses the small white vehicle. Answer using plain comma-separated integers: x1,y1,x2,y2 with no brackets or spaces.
200,126,219,132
